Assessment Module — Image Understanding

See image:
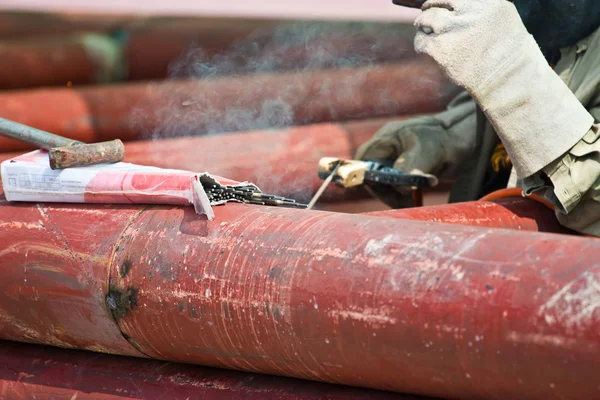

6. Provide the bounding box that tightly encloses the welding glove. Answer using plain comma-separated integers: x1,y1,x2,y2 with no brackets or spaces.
355,98,477,208
414,0,594,179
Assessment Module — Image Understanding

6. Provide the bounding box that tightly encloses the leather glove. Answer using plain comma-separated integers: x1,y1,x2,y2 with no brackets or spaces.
355,101,476,208
414,0,594,178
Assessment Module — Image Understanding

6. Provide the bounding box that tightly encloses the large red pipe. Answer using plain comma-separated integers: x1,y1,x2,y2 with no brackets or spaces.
0,341,416,400
0,61,453,152
366,198,573,234
1,196,600,400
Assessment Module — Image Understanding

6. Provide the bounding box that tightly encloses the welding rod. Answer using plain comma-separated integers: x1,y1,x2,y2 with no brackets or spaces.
0,117,125,170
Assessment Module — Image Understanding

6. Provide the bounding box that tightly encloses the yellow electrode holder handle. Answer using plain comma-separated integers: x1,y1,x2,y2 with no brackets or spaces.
317,158,371,188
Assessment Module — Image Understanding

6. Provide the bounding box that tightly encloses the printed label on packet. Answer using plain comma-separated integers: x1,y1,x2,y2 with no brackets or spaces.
1,159,93,203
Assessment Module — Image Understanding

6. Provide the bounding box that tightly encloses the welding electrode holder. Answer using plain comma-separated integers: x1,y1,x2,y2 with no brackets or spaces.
316,158,437,208
318,158,435,189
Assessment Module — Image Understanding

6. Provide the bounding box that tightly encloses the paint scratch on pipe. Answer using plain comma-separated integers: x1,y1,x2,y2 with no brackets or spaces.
539,271,600,333
0,221,44,230
365,234,398,257
0,311,74,349
506,331,579,348
329,306,397,325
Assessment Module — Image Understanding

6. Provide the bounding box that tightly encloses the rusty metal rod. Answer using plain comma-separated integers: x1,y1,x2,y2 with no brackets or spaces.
0,197,599,399
0,341,423,400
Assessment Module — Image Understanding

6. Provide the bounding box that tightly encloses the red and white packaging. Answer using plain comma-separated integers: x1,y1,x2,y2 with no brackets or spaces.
0,150,258,220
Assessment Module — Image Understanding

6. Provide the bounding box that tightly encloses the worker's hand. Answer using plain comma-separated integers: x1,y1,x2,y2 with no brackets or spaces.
355,116,475,208
413,0,527,94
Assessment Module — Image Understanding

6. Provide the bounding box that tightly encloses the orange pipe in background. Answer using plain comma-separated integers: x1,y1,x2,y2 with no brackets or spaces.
0,61,454,153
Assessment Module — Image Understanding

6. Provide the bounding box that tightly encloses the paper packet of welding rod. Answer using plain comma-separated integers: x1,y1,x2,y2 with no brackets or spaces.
0,150,258,221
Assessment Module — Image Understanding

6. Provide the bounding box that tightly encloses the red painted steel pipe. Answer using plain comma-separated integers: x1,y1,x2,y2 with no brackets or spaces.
0,119,388,202
0,341,421,400
0,34,123,90
126,19,416,81
1,196,600,399
0,61,454,152
366,198,574,234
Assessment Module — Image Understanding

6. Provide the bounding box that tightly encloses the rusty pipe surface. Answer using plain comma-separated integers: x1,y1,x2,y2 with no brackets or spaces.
1,195,600,399
0,61,453,152
365,198,574,234
0,341,425,400
0,119,389,202
0,34,123,90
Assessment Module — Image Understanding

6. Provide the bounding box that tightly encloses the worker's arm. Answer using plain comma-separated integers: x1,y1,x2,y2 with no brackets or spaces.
415,0,597,234
354,90,477,208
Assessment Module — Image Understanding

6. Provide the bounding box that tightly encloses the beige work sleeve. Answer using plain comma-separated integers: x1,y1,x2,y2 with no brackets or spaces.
522,109,600,236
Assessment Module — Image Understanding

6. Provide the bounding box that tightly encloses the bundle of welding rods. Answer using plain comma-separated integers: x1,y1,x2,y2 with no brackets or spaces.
204,184,308,208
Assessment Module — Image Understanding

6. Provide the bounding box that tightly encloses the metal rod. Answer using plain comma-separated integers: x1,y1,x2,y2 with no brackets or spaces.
307,163,340,209
0,116,80,150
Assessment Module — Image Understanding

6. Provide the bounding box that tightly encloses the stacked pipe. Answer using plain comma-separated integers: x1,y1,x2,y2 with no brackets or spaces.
0,10,490,400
